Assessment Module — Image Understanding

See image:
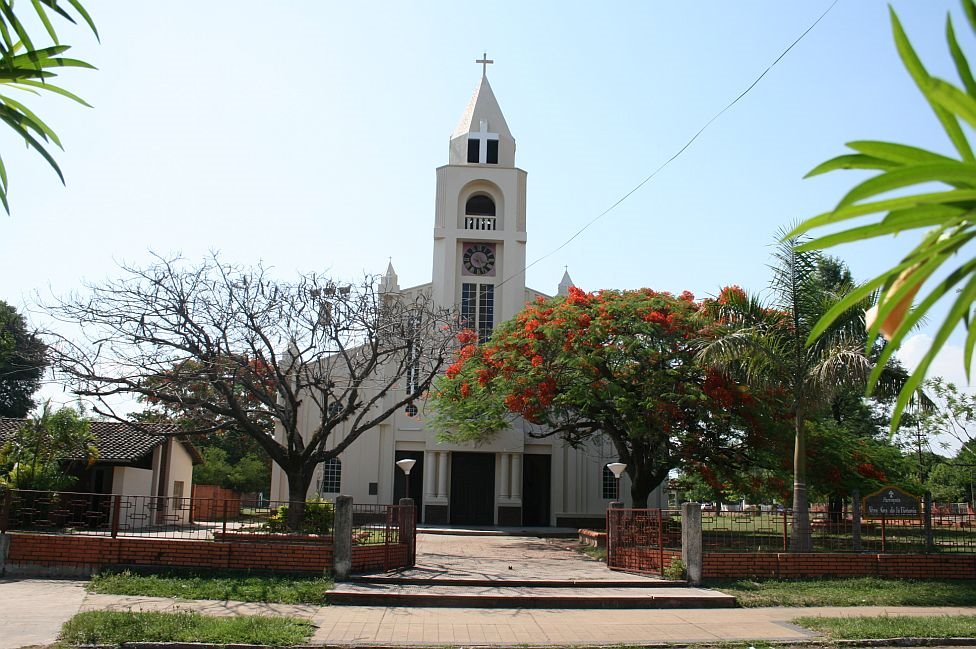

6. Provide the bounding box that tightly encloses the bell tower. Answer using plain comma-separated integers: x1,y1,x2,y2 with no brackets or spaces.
431,57,528,342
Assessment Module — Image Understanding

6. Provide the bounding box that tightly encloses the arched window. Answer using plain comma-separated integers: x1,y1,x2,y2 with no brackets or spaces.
464,195,496,230
320,458,341,495
465,195,495,216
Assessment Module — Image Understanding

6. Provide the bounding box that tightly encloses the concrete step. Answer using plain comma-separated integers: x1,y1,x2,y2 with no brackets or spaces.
348,576,687,588
328,583,736,609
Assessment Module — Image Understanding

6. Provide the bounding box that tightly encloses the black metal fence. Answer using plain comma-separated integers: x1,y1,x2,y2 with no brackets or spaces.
0,488,336,540
702,507,976,554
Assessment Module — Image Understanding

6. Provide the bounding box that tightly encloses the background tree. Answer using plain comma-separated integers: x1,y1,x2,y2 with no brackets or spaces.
431,287,778,507
697,239,880,551
131,357,276,494
926,450,976,506
0,300,47,417
0,1,97,213
0,401,97,490
789,0,976,428
920,378,976,455
45,254,458,528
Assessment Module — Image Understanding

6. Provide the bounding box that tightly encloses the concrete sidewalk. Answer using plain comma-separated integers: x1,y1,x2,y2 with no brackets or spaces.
3,583,974,647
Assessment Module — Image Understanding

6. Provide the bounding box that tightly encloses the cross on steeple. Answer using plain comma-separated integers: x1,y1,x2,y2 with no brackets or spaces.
469,119,498,164
476,52,493,77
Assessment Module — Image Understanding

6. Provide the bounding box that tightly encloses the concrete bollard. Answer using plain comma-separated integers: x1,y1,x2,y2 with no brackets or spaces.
333,495,353,581
681,502,702,586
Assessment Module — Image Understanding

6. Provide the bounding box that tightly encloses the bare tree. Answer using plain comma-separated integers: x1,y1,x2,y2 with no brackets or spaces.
45,254,458,528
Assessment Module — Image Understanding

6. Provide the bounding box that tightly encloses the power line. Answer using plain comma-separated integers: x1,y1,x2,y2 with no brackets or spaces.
497,0,841,290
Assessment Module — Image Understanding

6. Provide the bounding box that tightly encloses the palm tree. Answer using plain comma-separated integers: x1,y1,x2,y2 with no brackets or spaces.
698,235,873,551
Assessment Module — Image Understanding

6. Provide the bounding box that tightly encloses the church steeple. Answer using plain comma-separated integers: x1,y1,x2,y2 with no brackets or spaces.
449,59,515,167
380,260,399,293
558,268,575,296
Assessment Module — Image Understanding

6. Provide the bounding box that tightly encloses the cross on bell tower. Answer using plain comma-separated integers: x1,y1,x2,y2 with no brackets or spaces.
476,52,493,77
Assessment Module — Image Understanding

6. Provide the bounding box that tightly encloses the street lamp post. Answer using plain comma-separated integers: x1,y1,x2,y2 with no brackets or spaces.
396,459,417,498
607,462,627,505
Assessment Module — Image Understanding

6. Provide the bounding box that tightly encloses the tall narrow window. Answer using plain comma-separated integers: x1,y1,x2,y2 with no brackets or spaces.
405,315,421,396
478,284,494,342
320,458,342,495
602,465,619,500
461,282,494,343
486,139,499,164
461,283,477,329
467,139,479,163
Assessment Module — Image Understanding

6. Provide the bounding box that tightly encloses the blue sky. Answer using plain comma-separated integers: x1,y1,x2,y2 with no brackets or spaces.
1,1,971,401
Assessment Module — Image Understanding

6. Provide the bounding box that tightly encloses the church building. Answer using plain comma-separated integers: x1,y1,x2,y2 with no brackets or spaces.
270,62,665,526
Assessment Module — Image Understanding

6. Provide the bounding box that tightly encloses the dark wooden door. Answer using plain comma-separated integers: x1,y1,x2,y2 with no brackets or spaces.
521,454,551,526
450,452,495,525
393,450,424,520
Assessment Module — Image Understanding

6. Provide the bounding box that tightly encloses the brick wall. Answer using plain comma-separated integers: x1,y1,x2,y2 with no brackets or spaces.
5,532,333,574
703,551,976,579
609,547,682,576
351,543,409,572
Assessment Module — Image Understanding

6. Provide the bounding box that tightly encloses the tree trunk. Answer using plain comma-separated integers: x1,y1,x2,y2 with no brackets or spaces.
791,410,811,552
285,464,312,532
828,495,844,528
629,468,656,509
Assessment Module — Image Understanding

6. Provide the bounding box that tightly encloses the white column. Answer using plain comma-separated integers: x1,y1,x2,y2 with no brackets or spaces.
437,451,448,498
500,453,510,499
511,454,522,500
424,451,436,498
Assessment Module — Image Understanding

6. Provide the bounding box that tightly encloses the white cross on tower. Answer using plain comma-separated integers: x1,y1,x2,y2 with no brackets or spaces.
476,52,493,76
470,119,498,164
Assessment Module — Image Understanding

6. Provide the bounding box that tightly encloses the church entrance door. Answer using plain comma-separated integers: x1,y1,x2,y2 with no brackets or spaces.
449,452,495,525
521,454,551,526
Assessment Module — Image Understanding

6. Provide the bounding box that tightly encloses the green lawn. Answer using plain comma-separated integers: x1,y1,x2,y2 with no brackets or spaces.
794,614,976,640
60,611,313,646
88,569,333,604
713,577,976,607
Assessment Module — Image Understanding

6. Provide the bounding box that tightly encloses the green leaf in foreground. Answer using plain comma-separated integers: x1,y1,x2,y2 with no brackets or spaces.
87,569,333,604
59,611,314,646
794,614,976,640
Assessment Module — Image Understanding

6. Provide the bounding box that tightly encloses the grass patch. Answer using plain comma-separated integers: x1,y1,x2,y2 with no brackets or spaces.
60,611,313,646
711,577,976,607
579,544,607,562
793,614,976,640
88,569,333,604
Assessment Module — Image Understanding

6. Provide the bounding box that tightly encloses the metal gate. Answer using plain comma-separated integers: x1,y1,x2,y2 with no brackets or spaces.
606,507,682,576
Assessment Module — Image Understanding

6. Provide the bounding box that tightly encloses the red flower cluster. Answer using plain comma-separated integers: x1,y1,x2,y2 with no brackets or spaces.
856,463,887,482
717,285,747,305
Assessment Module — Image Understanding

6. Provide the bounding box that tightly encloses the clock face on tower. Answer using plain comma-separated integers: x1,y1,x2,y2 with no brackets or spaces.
462,242,496,276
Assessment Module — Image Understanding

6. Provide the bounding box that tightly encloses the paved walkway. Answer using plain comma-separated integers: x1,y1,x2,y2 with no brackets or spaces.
21,590,976,646
386,533,657,582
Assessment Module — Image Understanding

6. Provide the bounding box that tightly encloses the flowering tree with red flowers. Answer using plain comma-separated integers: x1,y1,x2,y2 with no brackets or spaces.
431,287,780,507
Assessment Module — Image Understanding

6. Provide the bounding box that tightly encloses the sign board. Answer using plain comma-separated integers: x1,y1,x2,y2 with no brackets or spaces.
862,486,921,518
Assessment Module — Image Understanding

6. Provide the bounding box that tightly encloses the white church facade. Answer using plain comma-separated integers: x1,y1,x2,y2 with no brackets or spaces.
270,65,665,526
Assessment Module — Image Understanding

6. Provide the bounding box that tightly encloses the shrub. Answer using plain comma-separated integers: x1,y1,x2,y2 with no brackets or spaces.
664,558,686,581
262,498,333,534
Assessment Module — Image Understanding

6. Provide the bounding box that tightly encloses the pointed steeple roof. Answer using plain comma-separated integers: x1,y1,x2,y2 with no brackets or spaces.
449,72,516,166
558,268,575,296
380,260,399,293
451,75,513,141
